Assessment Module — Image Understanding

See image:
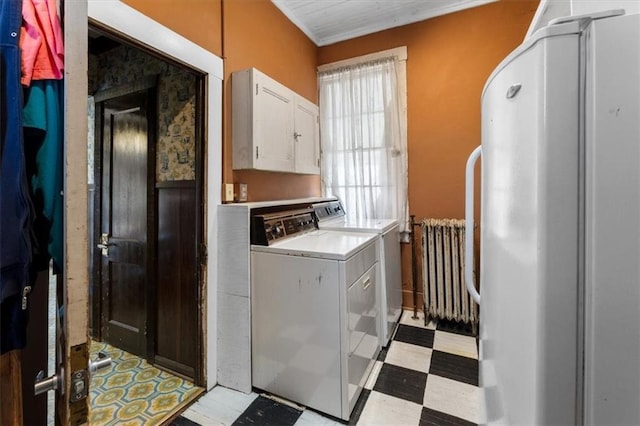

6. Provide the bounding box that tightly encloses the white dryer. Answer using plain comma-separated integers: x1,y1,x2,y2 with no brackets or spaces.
312,201,402,347
250,208,380,421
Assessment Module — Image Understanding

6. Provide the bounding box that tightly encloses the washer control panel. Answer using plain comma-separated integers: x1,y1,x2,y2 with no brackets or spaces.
312,201,345,222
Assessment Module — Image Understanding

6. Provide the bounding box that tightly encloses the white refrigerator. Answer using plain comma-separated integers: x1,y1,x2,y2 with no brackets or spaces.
469,9,640,426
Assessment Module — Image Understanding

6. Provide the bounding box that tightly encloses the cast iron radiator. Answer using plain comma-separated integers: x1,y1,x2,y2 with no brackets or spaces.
421,218,478,332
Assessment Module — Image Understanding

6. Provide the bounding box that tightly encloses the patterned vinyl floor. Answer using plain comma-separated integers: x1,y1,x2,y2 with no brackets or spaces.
89,341,203,425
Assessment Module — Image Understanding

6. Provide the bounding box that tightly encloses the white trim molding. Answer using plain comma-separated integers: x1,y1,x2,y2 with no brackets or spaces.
77,0,223,390
317,46,407,74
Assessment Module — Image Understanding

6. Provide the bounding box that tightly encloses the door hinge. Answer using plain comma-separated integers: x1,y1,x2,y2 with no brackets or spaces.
256,83,258,95
256,146,259,159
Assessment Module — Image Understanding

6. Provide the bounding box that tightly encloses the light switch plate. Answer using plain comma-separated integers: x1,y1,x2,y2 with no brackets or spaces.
223,183,234,203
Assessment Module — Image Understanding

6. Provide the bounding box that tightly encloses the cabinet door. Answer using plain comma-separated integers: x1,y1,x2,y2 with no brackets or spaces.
293,95,320,174
254,72,295,172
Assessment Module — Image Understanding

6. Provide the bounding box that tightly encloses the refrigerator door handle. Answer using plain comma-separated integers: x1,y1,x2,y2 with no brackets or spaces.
465,145,482,305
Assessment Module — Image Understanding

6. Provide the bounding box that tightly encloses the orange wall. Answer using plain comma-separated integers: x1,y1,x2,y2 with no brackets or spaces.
222,0,321,201
319,0,539,307
120,0,537,213
122,0,223,57
119,0,539,306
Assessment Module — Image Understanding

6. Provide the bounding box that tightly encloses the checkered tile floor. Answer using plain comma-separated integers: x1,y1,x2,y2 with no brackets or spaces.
172,311,479,425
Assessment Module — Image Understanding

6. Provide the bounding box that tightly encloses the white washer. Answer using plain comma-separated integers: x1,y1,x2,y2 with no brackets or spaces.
250,209,380,421
313,201,402,347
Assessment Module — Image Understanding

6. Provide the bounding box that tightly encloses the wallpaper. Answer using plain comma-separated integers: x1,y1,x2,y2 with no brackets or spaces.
89,45,196,181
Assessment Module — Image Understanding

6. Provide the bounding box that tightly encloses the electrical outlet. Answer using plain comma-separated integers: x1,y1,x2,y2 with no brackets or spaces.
222,183,234,203
235,183,248,202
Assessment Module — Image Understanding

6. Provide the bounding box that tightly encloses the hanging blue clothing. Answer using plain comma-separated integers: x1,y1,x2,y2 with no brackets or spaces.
1,0,32,353
23,79,64,273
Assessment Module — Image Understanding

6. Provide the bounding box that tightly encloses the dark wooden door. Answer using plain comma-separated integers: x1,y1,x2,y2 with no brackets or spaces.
100,91,150,357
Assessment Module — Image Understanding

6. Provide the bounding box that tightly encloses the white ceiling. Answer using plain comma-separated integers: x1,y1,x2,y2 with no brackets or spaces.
272,0,498,46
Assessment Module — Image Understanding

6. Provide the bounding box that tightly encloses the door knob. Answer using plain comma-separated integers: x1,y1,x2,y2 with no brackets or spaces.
89,351,112,375
34,370,62,396
34,352,112,399
97,233,114,256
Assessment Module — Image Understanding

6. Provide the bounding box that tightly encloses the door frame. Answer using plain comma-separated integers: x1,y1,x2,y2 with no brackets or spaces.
63,2,222,423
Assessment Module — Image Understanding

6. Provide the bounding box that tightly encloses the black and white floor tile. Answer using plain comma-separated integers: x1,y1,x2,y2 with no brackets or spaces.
172,311,479,425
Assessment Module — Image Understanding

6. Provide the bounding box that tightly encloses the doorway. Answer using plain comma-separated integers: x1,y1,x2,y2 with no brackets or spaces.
87,29,204,380
58,3,223,423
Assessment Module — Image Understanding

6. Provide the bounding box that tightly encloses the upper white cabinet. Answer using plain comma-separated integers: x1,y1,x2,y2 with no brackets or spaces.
293,95,320,174
232,68,320,174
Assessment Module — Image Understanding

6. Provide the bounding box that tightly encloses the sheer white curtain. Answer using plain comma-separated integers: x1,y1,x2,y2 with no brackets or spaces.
319,57,408,232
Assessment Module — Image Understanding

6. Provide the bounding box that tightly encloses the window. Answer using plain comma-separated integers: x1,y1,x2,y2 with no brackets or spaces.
318,47,408,233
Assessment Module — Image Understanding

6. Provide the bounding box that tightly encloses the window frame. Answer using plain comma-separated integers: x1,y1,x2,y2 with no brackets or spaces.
318,47,409,234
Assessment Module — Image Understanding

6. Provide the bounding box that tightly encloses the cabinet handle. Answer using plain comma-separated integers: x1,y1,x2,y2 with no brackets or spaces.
362,277,372,291
294,132,302,140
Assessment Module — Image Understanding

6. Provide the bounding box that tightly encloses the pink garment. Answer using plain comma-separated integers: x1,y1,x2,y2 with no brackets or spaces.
20,0,64,86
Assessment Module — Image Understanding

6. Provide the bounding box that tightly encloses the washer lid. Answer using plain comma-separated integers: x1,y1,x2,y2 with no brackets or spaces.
251,230,378,261
319,217,398,234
